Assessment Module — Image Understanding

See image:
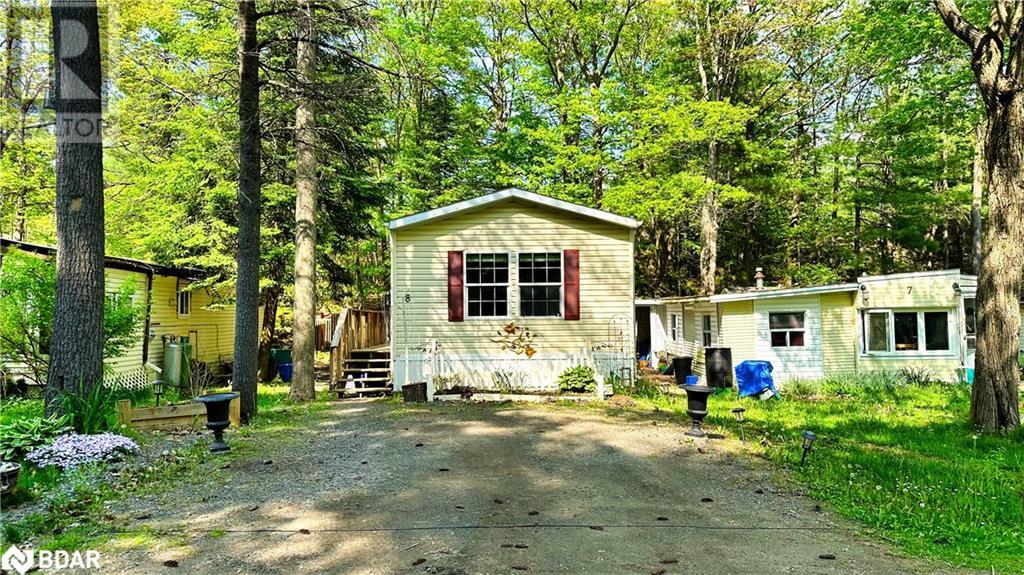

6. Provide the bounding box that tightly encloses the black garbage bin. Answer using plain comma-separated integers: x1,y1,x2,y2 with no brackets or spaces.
672,357,694,387
402,381,428,403
705,347,734,388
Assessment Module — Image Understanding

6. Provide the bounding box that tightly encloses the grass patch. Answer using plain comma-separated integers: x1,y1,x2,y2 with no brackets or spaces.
621,375,1024,572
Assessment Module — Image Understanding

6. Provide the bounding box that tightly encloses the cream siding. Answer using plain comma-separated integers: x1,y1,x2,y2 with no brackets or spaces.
718,301,755,375
102,268,150,376
820,291,857,375
752,296,823,381
148,275,237,368
391,199,634,387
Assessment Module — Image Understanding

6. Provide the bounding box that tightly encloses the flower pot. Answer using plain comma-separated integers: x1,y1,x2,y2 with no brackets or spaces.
681,385,715,438
0,461,21,495
194,392,240,453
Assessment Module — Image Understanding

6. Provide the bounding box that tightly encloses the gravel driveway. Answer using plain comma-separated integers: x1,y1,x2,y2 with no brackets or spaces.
90,399,976,575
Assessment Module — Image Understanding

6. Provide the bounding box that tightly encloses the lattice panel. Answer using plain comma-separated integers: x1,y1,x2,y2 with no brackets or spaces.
106,366,151,391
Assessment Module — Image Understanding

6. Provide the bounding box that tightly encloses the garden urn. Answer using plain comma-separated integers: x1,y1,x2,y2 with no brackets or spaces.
681,385,715,438
0,461,21,495
194,392,239,453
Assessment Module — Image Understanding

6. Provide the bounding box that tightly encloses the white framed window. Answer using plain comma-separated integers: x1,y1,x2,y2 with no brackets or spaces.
670,313,680,341
963,297,976,350
769,311,805,347
176,281,192,318
465,253,509,318
861,309,951,354
518,252,562,317
702,315,713,347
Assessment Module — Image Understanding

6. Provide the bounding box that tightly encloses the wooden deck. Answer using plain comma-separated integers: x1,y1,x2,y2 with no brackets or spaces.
353,344,389,353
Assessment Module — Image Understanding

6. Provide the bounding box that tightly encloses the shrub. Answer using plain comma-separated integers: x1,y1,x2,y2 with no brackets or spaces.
61,384,115,434
557,365,596,394
0,248,145,386
0,415,71,461
25,433,139,470
896,366,934,387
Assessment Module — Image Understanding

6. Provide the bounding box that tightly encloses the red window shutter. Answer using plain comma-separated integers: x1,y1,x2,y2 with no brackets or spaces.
564,249,580,321
448,251,464,322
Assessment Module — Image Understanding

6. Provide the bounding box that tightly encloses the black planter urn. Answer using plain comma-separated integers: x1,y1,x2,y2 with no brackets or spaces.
194,392,239,453
681,385,715,438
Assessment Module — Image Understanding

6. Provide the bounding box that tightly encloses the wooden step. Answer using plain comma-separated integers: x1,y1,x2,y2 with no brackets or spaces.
342,367,391,374
336,376,392,383
342,358,391,364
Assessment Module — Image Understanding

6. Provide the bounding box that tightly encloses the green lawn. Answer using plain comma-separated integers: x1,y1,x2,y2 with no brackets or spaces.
624,375,1024,572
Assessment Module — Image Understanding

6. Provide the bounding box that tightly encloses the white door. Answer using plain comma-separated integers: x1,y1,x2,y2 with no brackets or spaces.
753,297,823,381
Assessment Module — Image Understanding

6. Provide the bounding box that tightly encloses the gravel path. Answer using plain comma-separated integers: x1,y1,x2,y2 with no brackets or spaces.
86,399,977,575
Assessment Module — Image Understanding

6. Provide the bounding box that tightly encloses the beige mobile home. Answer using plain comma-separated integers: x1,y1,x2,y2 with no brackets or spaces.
389,189,640,390
641,269,980,383
1,238,238,389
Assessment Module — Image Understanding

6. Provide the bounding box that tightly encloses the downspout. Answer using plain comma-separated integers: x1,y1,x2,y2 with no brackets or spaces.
141,270,154,364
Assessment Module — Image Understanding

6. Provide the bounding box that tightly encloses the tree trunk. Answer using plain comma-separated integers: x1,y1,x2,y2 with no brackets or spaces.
972,121,986,275
290,0,317,402
45,0,106,414
257,286,280,382
699,140,718,295
233,0,261,423
1,0,20,158
971,100,1024,431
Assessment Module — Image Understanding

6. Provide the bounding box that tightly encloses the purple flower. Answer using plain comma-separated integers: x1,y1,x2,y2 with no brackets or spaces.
25,433,140,470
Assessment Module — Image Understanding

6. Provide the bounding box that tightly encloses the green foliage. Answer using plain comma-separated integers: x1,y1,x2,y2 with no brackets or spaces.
0,249,146,385
0,397,45,425
0,415,71,461
557,365,597,394
624,377,1024,571
60,384,116,435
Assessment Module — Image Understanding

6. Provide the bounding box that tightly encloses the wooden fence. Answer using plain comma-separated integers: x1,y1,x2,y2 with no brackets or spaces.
329,308,388,382
115,398,240,431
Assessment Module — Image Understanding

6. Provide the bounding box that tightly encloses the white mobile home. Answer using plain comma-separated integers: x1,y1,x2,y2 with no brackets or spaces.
389,189,640,390
641,269,980,383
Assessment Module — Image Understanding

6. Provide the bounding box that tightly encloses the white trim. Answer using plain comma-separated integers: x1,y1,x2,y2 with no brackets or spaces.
857,269,972,283
518,251,564,318
767,310,806,348
176,280,192,318
710,283,858,302
464,251,511,320
858,307,957,358
634,298,663,306
388,188,641,230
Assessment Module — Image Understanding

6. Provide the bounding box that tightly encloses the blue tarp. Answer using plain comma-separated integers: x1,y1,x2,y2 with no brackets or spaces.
735,360,778,398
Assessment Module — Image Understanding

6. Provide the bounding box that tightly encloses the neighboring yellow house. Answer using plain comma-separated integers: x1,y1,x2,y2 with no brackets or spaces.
0,238,237,388
640,269,980,383
389,188,641,390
